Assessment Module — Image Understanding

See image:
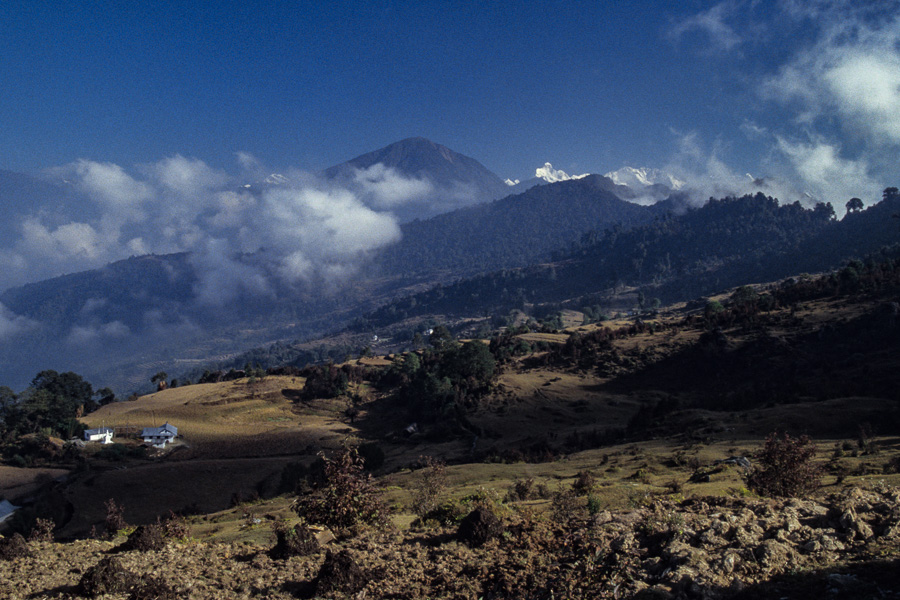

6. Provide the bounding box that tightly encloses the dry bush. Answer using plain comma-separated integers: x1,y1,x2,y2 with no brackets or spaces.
551,486,581,523
457,507,504,547
270,520,320,559
571,470,596,496
28,517,54,542
78,556,139,597
411,456,447,518
115,523,166,553
104,498,127,538
294,446,388,535
315,549,366,596
747,432,822,498
159,511,191,540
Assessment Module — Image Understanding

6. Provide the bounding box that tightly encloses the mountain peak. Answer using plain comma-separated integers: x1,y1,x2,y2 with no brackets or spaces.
604,166,685,190
534,162,589,183
322,138,511,221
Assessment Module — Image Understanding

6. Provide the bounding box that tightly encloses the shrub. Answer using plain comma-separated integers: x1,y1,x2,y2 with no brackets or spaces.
104,498,127,538
78,557,139,596
293,446,387,534
747,432,822,498
551,486,581,523
115,523,166,552
28,518,55,542
457,507,503,547
411,456,447,518
159,511,191,540
571,470,596,496
427,500,470,526
270,520,320,559
507,477,535,502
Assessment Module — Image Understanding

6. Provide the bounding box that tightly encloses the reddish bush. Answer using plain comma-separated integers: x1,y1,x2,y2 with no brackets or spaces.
748,432,822,498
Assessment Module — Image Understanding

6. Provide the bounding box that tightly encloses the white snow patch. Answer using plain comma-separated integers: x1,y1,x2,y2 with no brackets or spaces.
605,167,685,190
534,163,589,183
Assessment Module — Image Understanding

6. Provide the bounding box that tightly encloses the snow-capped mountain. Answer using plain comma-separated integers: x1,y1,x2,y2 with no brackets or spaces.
604,167,684,191
534,162,589,183
507,163,590,192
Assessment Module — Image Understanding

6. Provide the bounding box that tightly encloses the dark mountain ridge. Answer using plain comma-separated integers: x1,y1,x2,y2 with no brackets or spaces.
377,174,665,278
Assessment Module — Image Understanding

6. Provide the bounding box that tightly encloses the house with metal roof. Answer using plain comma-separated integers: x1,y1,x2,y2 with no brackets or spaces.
83,427,114,444
141,423,178,448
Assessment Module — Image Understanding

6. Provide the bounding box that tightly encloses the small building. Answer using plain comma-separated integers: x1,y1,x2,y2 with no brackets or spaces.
83,427,114,444
141,423,178,448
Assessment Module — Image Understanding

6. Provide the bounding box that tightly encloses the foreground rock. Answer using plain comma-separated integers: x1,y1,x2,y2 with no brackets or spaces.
0,485,898,599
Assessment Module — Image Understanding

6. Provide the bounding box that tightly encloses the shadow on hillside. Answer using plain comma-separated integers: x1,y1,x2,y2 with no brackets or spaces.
28,584,78,599
720,556,900,599
598,313,900,438
281,388,304,402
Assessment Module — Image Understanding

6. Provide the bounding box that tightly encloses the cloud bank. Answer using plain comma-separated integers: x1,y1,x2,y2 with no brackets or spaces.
667,0,899,213
0,156,417,299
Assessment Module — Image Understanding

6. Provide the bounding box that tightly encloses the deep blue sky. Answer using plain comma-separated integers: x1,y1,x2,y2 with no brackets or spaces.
1,1,898,191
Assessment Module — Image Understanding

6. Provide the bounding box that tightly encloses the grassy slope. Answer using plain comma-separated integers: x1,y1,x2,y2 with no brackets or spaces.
37,283,892,542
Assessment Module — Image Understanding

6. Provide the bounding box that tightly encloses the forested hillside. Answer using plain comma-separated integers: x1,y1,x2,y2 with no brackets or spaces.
357,191,900,328
376,175,663,277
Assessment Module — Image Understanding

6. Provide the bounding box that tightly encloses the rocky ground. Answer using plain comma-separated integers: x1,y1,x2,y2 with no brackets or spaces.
2,484,900,599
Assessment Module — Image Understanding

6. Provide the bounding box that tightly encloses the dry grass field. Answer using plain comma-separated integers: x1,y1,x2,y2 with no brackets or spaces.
81,376,356,459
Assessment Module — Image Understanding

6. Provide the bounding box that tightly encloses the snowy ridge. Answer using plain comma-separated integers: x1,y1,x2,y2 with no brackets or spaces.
535,163,589,183
605,167,684,190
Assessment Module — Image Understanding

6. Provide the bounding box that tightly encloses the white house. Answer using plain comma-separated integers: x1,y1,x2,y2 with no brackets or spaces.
83,427,114,444
141,423,178,448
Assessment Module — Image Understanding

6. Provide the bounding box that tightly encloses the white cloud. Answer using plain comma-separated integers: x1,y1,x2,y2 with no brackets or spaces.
1,152,410,309
66,321,131,346
775,136,880,208
0,303,38,340
260,185,402,284
763,7,900,146
62,159,153,212
19,218,105,262
143,154,230,198
668,1,743,51
351,163,434,210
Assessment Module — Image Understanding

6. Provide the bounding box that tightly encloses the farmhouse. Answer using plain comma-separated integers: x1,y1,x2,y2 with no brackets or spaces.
141,422,178,448
83,427,114,444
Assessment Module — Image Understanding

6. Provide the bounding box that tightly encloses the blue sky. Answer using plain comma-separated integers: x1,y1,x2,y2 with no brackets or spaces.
1,0,895,189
